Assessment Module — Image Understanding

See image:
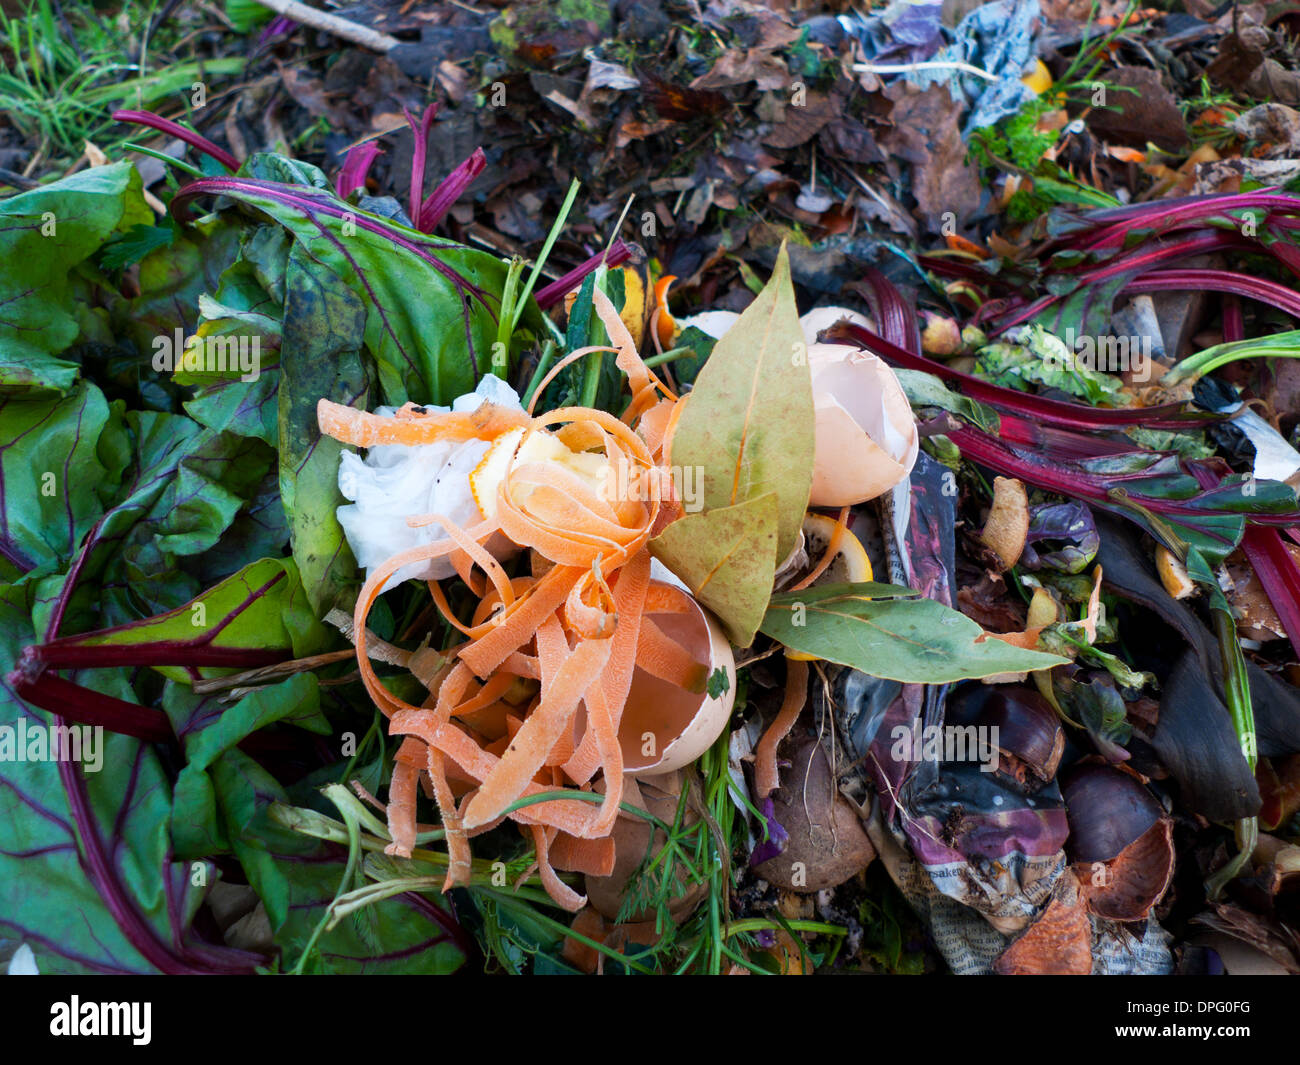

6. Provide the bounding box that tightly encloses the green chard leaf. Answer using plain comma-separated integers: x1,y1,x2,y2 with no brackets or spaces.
172,164,547,406
0,580,252,975
894,367,1001,433
43,557,329,684
0,163,151,391
0,382,118,580
277,246,369,615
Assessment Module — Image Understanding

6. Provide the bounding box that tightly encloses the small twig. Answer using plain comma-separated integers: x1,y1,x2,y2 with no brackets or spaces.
324,607,414,667
250,0,401,52
191,648,356,694
0,167,40,191
733,644,783,670
852,60,997,81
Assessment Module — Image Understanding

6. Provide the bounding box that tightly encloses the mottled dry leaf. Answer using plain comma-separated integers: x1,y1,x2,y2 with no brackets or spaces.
666,243,813,562
650,493,778,647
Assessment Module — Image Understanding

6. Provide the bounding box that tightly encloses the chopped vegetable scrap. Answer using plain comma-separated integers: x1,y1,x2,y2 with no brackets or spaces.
319,287,729,910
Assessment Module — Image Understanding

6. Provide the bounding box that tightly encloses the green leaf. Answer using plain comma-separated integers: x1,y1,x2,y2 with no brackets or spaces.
650,493,779,646
31,408,277,631
209,758,466,973
975,325,1129,406
185,169,544,406
667,243,814,561
169,675,329,858
668,325,715,387
185,676,330,771
98,222,175,272
1058,677,1133,760
761,582,1069,683
114,216,245,379
0,163,150,374
538,271,597,410
192,468,288,581
60,557,329,683
277,247,369,614
177,240,287,445
706,666,731,699
0,580,233,975
894,367,1001,433
0,382,116,578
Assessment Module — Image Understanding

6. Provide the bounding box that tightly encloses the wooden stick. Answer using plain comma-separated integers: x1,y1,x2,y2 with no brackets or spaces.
191,648,357,694
252,0,401,52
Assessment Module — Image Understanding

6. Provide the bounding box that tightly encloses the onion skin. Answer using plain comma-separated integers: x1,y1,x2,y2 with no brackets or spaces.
945,685,1064,786
994,876,1093,975
980,476,1029,572
1081,818,1175,922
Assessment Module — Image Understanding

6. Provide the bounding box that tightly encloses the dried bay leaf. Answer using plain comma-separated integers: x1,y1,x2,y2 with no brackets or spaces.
666,242,813,561
650,493,778,647
761,582,1069,683
650,244,814,643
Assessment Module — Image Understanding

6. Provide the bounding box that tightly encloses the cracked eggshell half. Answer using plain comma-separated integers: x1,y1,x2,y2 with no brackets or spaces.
675,305,871,346
806,342,918,506
619,563,735,777
798,306,873,345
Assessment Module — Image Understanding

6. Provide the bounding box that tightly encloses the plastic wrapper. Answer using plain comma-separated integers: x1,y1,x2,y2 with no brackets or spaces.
912,0,1042,133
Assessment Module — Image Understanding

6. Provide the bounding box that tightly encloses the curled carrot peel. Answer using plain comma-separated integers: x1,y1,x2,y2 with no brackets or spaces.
318,397,530,448
653,275,678,350
319,295,723,907
754,659,810,800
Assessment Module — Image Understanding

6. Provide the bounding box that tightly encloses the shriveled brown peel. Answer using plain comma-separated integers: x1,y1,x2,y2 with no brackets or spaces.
981,476,1029,571
994,873,1093,975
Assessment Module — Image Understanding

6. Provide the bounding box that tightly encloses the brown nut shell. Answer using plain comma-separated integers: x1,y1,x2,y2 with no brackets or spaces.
1075,817,1175,922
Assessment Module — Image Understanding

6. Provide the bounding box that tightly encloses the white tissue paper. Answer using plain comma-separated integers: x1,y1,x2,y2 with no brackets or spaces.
337,375,523,592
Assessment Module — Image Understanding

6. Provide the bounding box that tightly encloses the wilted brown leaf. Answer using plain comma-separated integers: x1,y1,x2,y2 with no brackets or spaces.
879,83,980,231
1087,67,1188,150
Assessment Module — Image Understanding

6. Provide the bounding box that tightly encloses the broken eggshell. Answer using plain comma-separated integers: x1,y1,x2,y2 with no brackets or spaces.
617,565,735,776
798,306,873,345
674,302,915,505
675,305,872,347
807,342,919,507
